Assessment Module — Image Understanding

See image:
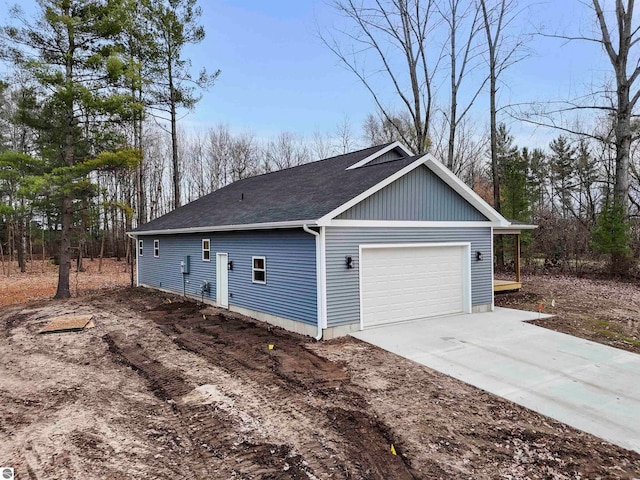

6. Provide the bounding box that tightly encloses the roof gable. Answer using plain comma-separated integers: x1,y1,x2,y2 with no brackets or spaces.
132,145,508,235
336,165,488,221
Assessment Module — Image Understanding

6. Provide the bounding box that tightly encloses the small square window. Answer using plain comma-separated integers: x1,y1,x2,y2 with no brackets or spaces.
252,256,266,284
202,239,211,261
138,240,143,257
154,239,159,258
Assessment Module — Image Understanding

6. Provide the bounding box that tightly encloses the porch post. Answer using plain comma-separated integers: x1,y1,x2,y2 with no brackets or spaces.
515,233,521,283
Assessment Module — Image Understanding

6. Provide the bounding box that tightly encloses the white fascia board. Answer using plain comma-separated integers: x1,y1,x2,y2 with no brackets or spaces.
326,220,495,228
346,141,414,170
318,155,428,224
127,220,319,237
360,241,471,249
423,154,510,227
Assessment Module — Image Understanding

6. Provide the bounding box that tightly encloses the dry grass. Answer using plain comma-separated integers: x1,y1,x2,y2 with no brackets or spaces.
0,258,133,307
495,273,640,354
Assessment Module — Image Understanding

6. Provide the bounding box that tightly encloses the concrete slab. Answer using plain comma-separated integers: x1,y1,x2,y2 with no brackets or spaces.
351,307,640,453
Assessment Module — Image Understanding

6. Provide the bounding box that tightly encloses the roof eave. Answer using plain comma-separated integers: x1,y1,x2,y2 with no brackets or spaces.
494,224,538,235
127,220,320,237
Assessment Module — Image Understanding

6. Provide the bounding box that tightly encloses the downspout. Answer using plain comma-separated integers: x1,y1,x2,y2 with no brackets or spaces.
303,224,323,340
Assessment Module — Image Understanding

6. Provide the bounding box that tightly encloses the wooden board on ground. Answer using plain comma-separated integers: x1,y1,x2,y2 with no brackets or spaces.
39,315,94,334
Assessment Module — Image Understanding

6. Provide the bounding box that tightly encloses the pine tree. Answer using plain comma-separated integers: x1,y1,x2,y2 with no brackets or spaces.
1,0,140,298
549,135,576,219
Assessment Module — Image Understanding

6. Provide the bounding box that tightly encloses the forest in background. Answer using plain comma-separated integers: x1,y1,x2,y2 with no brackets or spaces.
1,0,640,299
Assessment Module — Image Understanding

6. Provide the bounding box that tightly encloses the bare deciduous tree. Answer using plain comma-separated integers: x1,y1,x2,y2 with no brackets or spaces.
264,132,311,171
323,0,443,153
479,0,527,214
438,0,487,170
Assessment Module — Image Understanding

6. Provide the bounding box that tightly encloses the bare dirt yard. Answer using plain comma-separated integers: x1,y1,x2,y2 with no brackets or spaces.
0,258,132,307
2,283,640,479
495,274,640,354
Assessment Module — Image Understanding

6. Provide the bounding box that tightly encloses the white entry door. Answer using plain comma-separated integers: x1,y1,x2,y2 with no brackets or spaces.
360,243,471,328
216,253,229,308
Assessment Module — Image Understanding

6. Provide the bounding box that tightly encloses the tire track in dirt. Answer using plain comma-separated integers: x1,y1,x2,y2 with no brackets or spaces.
103,331,315,479
145,299,417,479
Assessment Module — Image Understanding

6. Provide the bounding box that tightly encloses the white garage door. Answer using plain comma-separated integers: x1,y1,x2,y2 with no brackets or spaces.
360,244,470,328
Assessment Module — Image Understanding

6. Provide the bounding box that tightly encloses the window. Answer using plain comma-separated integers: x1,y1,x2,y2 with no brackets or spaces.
252,256,266,284
154,239,159,258
138,240,143,257
202,239,211,261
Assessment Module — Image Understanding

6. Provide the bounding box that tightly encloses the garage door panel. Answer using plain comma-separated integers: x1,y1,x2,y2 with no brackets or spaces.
361,245,468,328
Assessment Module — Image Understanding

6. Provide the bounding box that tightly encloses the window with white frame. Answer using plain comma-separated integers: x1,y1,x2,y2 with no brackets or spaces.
138,239,143,256
202,239,211,261
252,256,266,284
153,239,159,258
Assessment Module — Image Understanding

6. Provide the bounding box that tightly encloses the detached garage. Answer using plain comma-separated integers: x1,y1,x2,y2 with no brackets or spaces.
131,142,513,339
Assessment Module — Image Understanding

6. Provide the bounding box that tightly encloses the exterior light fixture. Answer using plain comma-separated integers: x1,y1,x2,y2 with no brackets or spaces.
475,251,483,261
345,256,354,269
227,260,233,270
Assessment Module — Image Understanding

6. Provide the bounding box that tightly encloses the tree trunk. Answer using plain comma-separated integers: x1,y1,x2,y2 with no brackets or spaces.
489,64,504,269
55,4,75,299
0,232,5,276
98,232,105,273
16,220,26,273
8,222,13,277
55,195,73,298
447,2,457,171
168,55,180,210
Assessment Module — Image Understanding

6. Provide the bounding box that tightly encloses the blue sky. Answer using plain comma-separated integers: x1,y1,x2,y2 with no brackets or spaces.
185,0,610,148
2,0,614,149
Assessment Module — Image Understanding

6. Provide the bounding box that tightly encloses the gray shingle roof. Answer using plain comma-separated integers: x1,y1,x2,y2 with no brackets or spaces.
133,144,419,233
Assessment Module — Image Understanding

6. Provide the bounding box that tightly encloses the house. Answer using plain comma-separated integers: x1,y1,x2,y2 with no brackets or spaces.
130,142,524,340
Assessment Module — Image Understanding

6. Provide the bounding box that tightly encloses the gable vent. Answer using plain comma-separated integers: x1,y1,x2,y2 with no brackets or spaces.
346,141,414,170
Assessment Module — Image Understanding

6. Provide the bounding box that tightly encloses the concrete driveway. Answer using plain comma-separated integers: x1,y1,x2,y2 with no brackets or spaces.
351,307,640,453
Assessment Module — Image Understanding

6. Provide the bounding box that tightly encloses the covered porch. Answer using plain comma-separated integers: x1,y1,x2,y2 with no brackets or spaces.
493,222,537,292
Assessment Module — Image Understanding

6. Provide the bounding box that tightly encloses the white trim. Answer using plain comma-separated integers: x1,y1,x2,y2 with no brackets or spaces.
127,220,318,237
346,141,414,170
326,220,495,228
358,242,472,330
138,239,143,257
251,256,267,284
358,245,364,331
494,225,538,235
318,156,429,224
216,252,229,308
153,239,159,258
320,226,327,329
202,238,211,261
136,239,140,287
359,241,472,249
302,224,323,340
423,155,509,226
491,227,495,311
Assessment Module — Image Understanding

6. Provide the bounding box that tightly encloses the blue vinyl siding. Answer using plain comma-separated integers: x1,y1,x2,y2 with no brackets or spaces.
137,229,317,325
337,165,488,221
324,226,493,327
